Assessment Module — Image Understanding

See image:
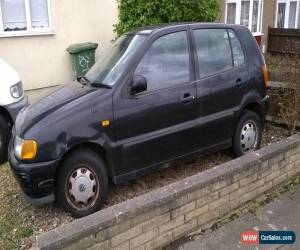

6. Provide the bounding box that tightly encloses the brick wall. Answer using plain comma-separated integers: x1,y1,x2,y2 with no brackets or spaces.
36,134,300,250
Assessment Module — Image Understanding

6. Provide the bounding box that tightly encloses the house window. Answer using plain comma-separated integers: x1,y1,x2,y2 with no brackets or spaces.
225,0,263,35
241,1,250,27
0,0,52,36
226,3,237,23
275,0,300,28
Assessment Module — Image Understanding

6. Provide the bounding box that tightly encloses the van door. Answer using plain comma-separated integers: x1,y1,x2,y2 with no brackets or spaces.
192,28,248,149
112,30,198,180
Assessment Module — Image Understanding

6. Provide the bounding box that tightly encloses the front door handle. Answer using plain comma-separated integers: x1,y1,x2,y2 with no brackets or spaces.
181,93,195,104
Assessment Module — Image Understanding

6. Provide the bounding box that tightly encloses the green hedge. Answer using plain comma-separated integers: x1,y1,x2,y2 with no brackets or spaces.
114,0,220,36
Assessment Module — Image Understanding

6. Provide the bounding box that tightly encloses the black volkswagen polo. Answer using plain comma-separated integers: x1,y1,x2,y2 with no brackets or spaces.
9,23,269,218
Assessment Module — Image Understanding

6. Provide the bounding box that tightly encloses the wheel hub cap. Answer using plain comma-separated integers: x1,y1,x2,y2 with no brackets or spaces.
240,122,257,152
68,168,97,207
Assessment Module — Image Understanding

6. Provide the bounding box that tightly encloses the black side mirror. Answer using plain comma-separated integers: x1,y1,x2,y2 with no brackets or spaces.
130,75,147,95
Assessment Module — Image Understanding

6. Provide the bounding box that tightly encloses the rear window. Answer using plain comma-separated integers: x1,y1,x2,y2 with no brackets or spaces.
193,29,233,78
228,30,245,67
193,28,246,78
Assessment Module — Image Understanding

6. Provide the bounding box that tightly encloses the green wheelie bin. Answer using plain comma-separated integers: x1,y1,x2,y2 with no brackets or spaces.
66,42,98,79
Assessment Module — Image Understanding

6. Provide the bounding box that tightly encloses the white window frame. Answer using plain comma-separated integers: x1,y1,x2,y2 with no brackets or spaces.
225,0,264,36
275,0,300,28
0,0,53,37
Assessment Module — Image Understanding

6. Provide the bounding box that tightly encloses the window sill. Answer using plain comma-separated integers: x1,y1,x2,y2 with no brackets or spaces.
0,31,54,38
252,32,264,37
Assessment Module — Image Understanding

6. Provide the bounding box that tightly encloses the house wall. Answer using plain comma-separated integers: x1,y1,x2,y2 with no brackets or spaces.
0,0,118,90
261,0,277,49
218,0,226,22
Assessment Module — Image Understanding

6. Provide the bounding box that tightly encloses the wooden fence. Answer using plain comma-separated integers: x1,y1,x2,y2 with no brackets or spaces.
268,27,300,54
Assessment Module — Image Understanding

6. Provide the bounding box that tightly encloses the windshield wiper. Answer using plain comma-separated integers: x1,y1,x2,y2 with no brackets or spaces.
77,76,112,89
77,76,90,85
90,82,112,89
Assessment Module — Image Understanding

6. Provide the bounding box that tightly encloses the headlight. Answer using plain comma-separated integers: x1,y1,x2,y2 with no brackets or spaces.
14,136,38,160
10,81,23,99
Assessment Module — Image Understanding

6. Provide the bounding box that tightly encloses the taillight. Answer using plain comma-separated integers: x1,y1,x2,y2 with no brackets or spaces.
262,64,269,88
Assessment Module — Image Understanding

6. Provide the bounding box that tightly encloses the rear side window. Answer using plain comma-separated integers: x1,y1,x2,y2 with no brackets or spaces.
228,30,245,67
135,31,190,92
193,29,233,78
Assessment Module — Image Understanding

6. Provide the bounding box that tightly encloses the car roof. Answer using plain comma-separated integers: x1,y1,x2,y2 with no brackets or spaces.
127,22,244,35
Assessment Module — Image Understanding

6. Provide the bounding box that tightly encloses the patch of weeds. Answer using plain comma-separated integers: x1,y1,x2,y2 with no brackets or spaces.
0,163,34,249
17,226,33,238
248,200,261,216
0,209,33,250
3,239,17,250
228,213,239,221
270,190,281,200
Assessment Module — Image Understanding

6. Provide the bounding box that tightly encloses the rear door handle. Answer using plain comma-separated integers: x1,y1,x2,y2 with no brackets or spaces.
181,93,195,104
236,78,242,88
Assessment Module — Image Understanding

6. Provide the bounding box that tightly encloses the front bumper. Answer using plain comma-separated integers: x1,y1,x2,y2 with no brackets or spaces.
4,95,28,122
8,144,58,205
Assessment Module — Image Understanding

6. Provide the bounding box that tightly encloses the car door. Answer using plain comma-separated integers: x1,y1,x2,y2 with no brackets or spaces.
112,29,198,179
192,28,248,149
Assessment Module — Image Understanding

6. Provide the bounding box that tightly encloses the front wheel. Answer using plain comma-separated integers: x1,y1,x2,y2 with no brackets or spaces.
57,149,109,218
232,110,262,157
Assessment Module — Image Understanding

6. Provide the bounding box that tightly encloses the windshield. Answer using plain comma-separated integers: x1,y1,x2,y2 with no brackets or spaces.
85,34,147,86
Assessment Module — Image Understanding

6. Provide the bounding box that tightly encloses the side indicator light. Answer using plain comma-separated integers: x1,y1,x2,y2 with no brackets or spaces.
102,120,110,127
21,140,37,160
262,64,269,88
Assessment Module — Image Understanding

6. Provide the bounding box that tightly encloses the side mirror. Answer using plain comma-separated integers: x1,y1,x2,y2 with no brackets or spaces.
130,75,147,95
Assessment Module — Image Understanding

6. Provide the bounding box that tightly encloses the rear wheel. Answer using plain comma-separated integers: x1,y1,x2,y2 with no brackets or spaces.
57,149,109,218
0,114,11,164
232,110,262,157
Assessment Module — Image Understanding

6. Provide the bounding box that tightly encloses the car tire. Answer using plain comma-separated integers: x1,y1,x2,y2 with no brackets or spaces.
0,114,11,164
57,149,109,218
232,110,262,157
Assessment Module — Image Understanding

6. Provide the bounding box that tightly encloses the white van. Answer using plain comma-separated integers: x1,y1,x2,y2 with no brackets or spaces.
0,58,28,163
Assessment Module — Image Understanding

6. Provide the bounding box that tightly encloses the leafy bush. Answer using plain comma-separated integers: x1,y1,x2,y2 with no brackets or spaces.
114,0,220,36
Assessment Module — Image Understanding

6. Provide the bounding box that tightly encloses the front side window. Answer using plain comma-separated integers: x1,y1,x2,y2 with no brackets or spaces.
225,0,263,34
276,0,300,28
193,29,233,78
134,31,190,92
0,0,51,35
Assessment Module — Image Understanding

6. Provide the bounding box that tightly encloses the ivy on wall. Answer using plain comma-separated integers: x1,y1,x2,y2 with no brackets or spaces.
114,0,220,36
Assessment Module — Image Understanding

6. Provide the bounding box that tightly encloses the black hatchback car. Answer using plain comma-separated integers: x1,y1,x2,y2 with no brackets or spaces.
9,23,269,218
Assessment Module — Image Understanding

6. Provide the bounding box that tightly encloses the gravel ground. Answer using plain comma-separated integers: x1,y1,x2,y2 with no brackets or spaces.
0,123,290,249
